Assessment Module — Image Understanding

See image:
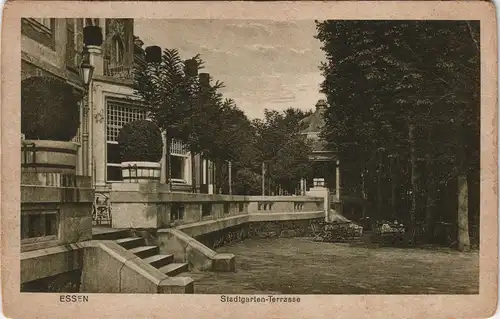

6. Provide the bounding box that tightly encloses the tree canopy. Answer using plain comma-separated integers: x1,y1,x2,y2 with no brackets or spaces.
316,20,480,250
134,48,314,195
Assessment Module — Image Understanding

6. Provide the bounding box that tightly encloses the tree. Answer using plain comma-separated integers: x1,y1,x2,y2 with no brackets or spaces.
135,49,256,194
253,108,313,195
134,48,192,188
316,20,480,249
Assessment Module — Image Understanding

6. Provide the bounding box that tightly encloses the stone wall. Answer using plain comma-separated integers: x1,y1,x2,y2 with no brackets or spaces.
21,269,82,293
195,218,324,250
21,172,94,252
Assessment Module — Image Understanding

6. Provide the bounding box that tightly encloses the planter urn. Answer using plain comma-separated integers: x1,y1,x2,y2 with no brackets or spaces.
121,161,161,183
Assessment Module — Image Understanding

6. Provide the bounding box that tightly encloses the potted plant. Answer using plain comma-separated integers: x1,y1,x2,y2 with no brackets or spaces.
21,76,81,174
117,119,163,183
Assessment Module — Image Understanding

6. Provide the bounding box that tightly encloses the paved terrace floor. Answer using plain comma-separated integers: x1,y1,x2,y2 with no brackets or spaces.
186,237,479,294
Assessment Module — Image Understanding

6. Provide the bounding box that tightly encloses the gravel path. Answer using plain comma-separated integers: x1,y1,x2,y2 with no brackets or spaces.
185,237,479,294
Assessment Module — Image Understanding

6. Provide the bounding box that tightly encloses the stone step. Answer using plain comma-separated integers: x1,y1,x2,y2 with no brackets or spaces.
142,254,174,269
129,246,159,259
92,228,129,241
159,263,189,277
115,237,145,250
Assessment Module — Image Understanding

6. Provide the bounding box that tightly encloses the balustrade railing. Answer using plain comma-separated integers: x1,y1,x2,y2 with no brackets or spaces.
104,60,134,80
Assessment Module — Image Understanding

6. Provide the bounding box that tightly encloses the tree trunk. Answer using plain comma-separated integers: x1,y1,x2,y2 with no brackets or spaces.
424,153,437,243
457,171,470,251
408,123,418,245
390,157,398,220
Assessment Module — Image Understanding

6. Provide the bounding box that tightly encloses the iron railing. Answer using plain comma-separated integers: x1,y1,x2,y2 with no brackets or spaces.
92,191,112,226
104,59,134,79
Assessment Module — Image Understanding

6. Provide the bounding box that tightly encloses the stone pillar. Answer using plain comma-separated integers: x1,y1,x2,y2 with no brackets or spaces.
160,132,167,184
306,180,329,222
91,83,106,188
208,160,214,195
87,45,103,76
183,154,191,184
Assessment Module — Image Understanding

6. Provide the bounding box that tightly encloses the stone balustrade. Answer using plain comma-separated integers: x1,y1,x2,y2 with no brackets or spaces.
109,182,325,229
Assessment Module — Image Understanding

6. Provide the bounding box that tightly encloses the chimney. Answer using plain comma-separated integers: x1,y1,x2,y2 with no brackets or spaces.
185,58,198,77
145,46,162,63
199,73,210,88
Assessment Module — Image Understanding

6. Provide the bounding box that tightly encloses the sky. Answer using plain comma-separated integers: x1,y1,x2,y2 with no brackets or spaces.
135,19,326,119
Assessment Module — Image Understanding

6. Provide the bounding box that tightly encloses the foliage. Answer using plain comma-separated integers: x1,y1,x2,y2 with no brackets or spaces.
117,120,163,162
316,20,480,248
21,76,81,141
249,108,313,195
134,48,313,194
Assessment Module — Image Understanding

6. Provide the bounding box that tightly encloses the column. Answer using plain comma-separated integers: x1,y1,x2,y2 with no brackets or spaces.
91,84,106,188
160,132,167,184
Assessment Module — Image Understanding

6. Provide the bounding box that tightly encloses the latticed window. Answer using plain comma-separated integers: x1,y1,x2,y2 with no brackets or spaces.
106,100,146,142
106,100,147,181
105,99,189,182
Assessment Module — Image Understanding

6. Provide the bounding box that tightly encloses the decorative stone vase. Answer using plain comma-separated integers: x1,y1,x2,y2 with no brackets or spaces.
21,140,79,175
121,161,161,183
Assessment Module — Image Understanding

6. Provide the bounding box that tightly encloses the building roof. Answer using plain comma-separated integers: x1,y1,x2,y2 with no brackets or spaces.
299,99,327,134
300,99,332,153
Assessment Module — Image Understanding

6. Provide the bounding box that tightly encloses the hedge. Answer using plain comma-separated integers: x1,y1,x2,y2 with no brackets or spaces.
21,76,80,141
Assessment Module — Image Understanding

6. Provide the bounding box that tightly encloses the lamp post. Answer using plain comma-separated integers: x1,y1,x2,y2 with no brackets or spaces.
79,25,102,178
79,46,94,176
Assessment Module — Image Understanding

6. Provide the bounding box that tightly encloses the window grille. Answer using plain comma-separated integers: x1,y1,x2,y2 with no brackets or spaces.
106,100,146,142
105,99,189,181
106,100,146,181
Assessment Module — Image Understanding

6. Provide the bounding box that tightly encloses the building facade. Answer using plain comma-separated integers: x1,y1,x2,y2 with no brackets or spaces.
21,18,215,198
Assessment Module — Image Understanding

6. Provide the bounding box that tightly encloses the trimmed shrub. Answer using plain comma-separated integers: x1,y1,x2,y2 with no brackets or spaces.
21,76,81,141
117,119,163,162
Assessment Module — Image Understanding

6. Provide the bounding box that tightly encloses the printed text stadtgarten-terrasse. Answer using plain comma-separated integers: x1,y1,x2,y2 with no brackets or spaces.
220,295,301,304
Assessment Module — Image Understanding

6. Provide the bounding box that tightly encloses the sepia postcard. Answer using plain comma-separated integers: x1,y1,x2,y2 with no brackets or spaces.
1,1,498,318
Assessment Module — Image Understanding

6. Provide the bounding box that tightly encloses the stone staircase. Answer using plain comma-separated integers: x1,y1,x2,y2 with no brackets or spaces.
93,228,190,277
